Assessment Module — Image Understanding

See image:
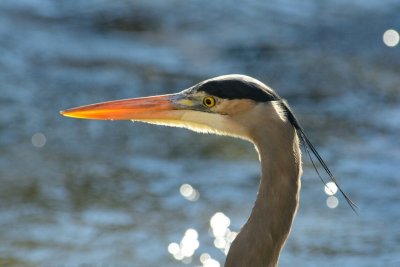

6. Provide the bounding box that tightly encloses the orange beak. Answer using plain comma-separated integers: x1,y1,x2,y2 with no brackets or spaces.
60,93,187,121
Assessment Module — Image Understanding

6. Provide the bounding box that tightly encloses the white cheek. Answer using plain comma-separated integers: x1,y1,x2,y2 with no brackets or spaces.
136,110,250,140
133,111,221,134
181,111,250,140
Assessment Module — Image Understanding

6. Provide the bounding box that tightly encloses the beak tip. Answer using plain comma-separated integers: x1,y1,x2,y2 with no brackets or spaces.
60,109,75,118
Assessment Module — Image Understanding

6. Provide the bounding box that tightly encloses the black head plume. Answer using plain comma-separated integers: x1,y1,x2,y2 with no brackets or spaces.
195,76,280,102
279,100,358,212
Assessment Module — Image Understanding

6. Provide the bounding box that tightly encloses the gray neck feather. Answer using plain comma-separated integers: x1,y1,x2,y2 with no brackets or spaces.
225,119,302,267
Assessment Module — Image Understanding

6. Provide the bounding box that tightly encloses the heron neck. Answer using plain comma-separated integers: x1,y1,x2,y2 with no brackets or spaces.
225,123,301,267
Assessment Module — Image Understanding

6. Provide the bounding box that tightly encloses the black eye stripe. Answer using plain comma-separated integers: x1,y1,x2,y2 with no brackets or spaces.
196,79,280,102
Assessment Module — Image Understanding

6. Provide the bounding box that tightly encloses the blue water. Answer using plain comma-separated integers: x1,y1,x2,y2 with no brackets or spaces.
0,0,399,266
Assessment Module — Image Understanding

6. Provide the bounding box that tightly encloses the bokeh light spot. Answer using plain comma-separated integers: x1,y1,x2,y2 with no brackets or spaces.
168,242,180,255
168,228,200,262
326,196,339,209
210,212,230,237
324,181,338,196
383,29,399,47
227,231,238,243
203,258,220,267
200,253,211,263
31,132,47,148
182,257,192,264
179,183,200,201
173,250,184,261
208,212,237,255
185,228,198,240
214,236,227,249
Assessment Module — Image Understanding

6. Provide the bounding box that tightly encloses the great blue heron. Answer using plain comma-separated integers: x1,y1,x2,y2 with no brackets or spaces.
61,74,356,267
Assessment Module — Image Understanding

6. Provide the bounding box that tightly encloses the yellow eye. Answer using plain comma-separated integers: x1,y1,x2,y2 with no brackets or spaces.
203,96,216,108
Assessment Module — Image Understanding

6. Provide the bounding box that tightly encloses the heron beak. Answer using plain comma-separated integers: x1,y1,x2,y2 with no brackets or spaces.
60,93,190,121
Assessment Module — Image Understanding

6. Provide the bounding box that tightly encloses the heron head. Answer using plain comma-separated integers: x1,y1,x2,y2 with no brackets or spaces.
61,74,289,141
61,74,358,211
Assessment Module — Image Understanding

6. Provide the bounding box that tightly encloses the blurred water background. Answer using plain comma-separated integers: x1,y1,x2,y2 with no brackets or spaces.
0,0,399,266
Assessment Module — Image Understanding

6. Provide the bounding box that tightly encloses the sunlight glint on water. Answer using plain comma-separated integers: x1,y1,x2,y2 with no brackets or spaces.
180,183,200,201
326,196,339,209
31,132,47,148
324,182,339,209
324,182,338,196
210,212,237,255
168,228,199,263
383,29,399,47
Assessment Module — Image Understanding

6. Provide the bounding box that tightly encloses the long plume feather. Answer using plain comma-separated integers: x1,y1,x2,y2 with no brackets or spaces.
279,100,358,212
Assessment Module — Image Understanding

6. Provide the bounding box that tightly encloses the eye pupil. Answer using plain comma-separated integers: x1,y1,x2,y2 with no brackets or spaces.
203,97,216,107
